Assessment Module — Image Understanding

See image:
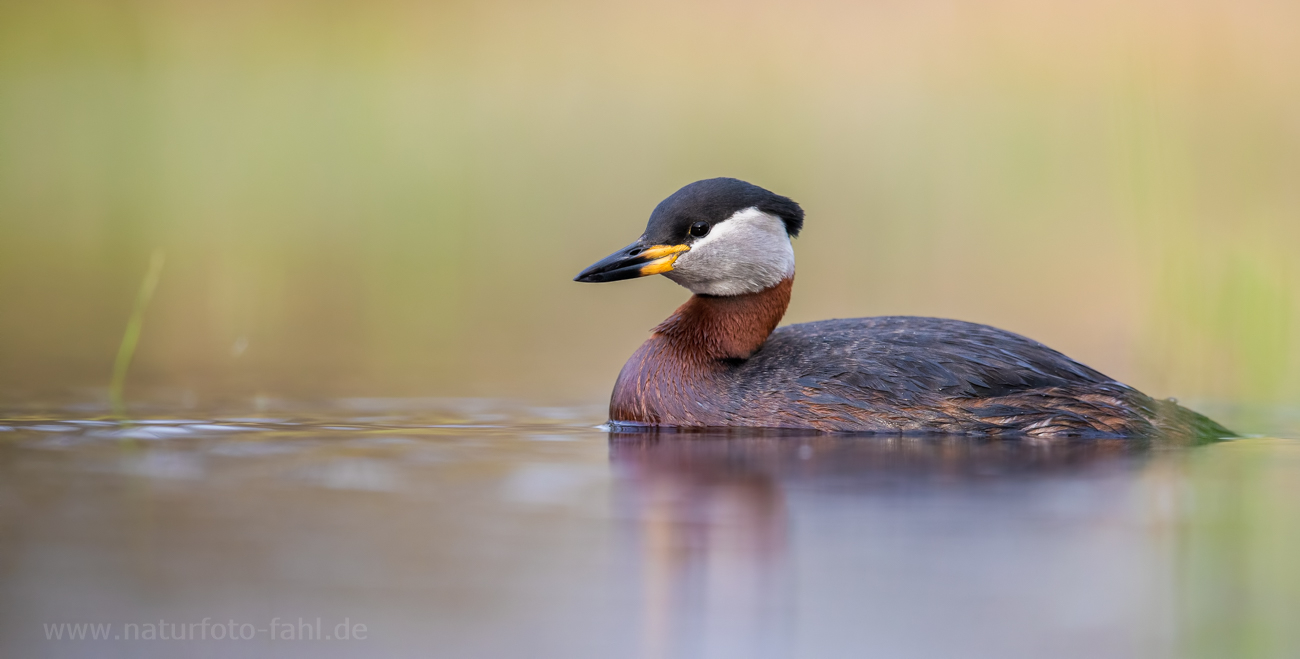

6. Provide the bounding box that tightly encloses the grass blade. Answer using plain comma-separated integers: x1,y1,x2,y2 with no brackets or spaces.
109,250,166,418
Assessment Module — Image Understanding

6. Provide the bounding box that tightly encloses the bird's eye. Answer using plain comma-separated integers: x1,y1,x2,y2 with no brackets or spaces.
689,222,710,238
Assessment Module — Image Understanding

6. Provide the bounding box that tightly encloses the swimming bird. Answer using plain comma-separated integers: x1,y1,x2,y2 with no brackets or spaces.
575,178,1230,439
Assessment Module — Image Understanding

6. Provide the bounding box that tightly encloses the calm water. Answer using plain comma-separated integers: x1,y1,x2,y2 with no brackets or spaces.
2,401,1299,659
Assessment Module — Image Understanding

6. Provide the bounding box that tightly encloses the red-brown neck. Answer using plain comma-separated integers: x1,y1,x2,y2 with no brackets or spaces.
652,276,794,361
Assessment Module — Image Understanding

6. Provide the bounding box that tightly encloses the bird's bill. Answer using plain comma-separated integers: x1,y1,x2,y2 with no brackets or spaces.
573,241,690,283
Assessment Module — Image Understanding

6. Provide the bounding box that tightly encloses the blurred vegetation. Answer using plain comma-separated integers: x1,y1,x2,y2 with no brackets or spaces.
0,0,1296,419
1176,440,1300,658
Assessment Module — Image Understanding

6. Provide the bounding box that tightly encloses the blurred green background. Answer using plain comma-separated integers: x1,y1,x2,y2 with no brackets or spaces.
1,0,1297,414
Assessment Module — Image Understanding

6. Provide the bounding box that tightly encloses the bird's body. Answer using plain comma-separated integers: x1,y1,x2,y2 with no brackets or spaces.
577,178,1229,440
610,277,1223,437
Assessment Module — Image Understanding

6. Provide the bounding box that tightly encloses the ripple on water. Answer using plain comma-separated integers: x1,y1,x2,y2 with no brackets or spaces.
94,426,194,440
27,424,78,433
527,434,578,442
206,441,305,457
118,452,205,480
183,424,256,433
343,436,419,447
295,459,401,492
420,423,506,429
31,435,89,450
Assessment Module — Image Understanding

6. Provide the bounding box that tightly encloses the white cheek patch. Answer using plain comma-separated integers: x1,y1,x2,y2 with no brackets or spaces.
665,207,795,296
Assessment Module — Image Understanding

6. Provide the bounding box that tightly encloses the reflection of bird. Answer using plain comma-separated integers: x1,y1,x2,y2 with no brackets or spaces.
611,433,790,659
576,178,1231,439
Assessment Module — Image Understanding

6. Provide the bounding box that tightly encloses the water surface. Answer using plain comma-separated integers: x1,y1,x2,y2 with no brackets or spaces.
2,401,1298,658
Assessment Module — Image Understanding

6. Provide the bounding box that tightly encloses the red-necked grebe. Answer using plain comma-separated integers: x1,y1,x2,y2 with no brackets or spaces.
575,178,1230,439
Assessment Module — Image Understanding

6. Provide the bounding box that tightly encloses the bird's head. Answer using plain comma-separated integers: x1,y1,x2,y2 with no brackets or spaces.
574,178,803,296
